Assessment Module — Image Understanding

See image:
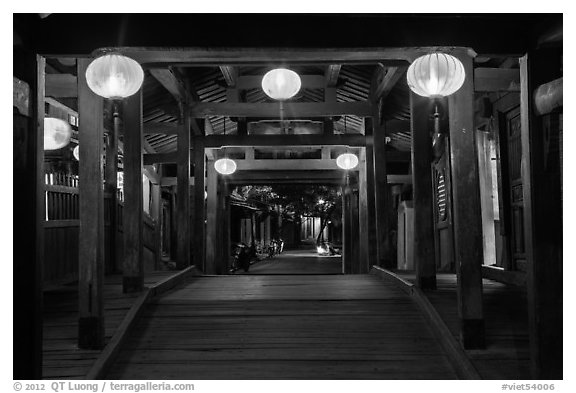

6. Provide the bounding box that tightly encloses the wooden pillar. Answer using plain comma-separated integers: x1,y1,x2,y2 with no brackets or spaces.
104,101,119,272
122,89,144,293
358,157,371,273
372,109,393,268
176,107,191,269
150,182,162,269
77,58,105,348
410,92,437,289
192,138,206,270
448,50,485,349
341,180,353,274
350,180,360,273
520,50,562,379
205,160,218,274
170,189,177,259
222,181,231,273
13,51,44,378
363,119,378,269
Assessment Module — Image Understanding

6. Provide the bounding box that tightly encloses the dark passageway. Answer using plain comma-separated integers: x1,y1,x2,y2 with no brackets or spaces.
237,241,342,275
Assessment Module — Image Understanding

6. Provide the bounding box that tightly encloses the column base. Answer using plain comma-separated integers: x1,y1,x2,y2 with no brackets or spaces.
78,317,105,350
123,276,144,294
460,318,486,349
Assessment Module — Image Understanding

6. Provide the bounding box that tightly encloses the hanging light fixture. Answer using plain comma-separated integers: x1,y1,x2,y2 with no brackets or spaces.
406,53,465,98
214,158,237,175
336,153,359,170
261,68,301,100
72,145,79,161
44,117,72,150
336,116,359,170
85,53,144,99
214,117,237,175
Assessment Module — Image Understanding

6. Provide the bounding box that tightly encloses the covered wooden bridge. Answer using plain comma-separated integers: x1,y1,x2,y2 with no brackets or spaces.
13,14,562,380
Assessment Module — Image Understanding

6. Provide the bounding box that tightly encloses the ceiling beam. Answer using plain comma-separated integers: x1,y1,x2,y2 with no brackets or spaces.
160,177,195,187
143,121,179,135
325,65,342,87
370,65,406,102
116,47,423,65
225,170,411,185
200,133,367,148
236,159,339,171
143,148,409,165
474,68,520,92
190,101,372,118
143,152,177,165
45,73,77,98
236,75,326,90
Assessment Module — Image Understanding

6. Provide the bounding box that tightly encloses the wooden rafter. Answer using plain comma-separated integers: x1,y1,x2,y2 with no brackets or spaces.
370,65,406,102
219,66,237,87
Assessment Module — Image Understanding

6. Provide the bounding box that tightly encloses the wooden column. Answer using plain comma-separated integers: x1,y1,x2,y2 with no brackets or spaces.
221,181,231,273
13,51,44,378
176,107,191,269
122,89,144,293
350,180,360,273
205,160,218,274
372,108,392,268
358,157,374,273
363,118,378,269
150,182,162,269
520,50,562,379
104,101,119,272
341,179,353,274
448,50,485,349
410,92,437,289
77,58,105,348
192,138,206,270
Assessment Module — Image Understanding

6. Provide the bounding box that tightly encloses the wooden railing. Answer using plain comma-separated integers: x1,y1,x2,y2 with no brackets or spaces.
43,172,159,287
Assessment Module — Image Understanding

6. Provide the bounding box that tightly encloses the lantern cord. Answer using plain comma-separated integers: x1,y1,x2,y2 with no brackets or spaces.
223,117,227,159
433,104,440,135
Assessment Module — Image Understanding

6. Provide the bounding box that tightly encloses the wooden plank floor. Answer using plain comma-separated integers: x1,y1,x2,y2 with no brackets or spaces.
393,271,530,379
108,274,459,379
42,271,178,379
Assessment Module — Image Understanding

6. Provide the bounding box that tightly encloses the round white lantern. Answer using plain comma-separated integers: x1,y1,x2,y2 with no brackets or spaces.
407,53,466,98
44,117,72,150
336,153,359,170
85,53,144,99
261,68,301,100
72,145,79,161
214,158,237,175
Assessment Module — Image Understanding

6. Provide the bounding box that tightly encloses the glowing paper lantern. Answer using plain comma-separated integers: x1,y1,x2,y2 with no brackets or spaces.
44,117,72,150
336,153,359,170
261,68,301,100
214,158,237,175
72,145,79,160
407,53,466,98
85,54,144,99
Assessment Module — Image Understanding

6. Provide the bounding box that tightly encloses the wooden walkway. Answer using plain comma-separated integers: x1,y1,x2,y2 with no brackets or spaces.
42,271,179,379
237,245,342,275
108,274,459,379
393,271,530,379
